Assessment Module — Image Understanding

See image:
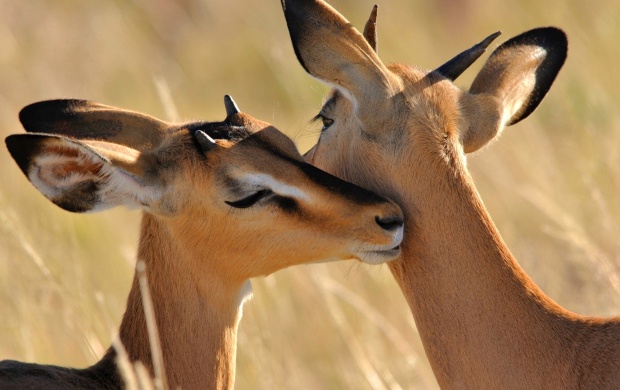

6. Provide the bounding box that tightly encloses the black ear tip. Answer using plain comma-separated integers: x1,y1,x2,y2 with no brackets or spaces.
5,134,27,158
542,27,568,64
501,27,567,56
537,27,568,54
19,101,46,129
502,27,568,126
19,99,89,131
5,134,40,176
5,134,19,155
547,27,568,61
492,26,568,73
540,27,568,44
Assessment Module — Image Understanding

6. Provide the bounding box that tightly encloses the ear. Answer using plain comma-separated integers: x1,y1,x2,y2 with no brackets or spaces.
281,0,401,130
462,27,567,152
5,134,162,213
19,99,170,151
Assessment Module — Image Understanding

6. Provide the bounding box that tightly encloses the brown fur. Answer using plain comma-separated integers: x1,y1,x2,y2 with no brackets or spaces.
282,1,620,388
3,99,404,389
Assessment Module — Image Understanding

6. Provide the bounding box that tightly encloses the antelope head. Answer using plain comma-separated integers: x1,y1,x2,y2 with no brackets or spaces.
6,96,404,285
281,0,567,210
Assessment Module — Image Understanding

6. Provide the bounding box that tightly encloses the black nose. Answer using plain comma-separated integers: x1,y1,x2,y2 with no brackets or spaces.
375,215,404,232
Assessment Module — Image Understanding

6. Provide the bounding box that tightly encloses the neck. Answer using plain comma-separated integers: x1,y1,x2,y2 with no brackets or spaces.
386,152,582,387
100,213,245,390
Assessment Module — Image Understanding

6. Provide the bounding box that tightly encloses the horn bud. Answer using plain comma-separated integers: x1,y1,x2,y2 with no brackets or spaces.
224,95,241,118
195,130,217,152
435,31,502,81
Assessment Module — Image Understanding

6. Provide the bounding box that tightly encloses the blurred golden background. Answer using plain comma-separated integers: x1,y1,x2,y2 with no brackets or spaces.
1,0,619,388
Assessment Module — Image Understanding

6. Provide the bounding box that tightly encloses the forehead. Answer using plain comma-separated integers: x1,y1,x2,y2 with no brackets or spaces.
316,64,463,149
218,136,311,198
224,127,303,169
321,64,445,112
164,115,310,187
390,64,460,99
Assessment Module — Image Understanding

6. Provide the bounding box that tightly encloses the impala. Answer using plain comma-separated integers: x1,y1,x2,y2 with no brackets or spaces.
0,96,404,389
281,0,620,388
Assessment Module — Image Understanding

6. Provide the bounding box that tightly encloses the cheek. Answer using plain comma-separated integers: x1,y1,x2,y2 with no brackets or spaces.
307,142,332,172
308,131,339,170
303,145,316,163
311,133,356,180
147,189,183,216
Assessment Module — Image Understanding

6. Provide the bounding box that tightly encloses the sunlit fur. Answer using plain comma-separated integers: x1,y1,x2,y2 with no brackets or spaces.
2,99,404,389
283,0,620,388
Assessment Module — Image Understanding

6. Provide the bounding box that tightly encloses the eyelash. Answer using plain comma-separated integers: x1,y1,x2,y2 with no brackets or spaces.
225,189,272,209
313,114,334,132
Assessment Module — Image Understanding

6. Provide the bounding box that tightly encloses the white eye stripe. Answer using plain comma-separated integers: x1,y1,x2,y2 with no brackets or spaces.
239,173,311,202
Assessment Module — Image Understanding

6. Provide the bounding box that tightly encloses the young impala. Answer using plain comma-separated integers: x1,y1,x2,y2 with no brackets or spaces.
281,0,620,388
0,96,404,389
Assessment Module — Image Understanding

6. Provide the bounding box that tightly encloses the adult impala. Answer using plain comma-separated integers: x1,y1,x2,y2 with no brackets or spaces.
281,0,620,388
0,96,404,389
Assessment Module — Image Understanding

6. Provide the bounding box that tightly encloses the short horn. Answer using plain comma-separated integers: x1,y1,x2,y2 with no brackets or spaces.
195,130,217,152
224,95,241,117
363,5,378,53
435,31,502,81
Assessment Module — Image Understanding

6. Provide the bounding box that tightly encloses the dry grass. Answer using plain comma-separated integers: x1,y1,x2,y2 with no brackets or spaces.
1,0,619,388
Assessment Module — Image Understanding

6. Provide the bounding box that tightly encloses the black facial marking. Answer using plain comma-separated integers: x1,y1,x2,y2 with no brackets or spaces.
298,163,387,205
248,132,388,206
274,196,299,214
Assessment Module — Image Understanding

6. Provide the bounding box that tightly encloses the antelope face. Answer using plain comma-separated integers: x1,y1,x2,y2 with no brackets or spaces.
282,0,567,212
6,96,403,283
176,104,404,277
305,65,468,201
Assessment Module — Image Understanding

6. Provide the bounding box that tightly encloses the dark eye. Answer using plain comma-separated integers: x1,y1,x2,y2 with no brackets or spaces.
313,113,334,132
320,116,334,132
225,189,271,209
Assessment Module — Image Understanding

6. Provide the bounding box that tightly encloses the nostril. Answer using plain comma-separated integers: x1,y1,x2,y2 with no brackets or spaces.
375,215,404,232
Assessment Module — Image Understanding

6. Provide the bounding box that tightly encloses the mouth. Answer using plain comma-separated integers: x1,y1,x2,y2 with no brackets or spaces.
356,245,401,265
354,223,404,265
